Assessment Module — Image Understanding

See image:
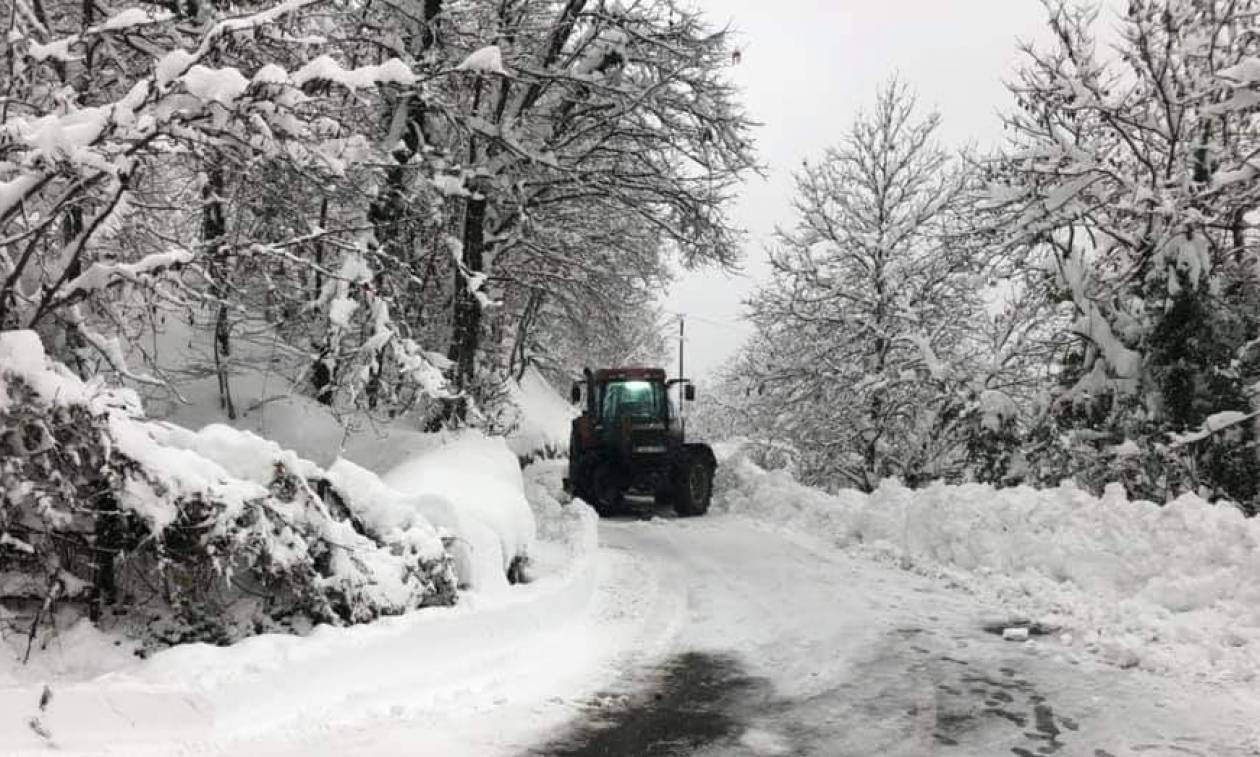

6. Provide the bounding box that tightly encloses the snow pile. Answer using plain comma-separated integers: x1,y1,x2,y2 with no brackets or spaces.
1,329,454,653
381,432,537,593
713,442,1260,682
0,455,600,755
506,365,576,459
522,459,599,577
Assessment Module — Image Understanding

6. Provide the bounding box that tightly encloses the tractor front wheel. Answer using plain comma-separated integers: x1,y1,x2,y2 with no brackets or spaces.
589,464,624,517
673,458,712,517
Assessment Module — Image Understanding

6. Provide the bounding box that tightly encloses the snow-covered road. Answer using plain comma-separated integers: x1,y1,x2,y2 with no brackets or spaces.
10,507,1260,756
535,515,1260,757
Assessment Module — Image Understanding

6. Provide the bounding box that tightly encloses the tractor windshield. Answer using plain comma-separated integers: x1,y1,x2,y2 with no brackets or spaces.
600,380,667,425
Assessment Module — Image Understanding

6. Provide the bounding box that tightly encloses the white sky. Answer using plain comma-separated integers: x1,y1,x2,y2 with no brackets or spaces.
661,0,1122,380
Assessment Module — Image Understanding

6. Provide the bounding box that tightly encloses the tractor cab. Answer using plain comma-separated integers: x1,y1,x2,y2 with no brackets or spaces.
570,368,695,433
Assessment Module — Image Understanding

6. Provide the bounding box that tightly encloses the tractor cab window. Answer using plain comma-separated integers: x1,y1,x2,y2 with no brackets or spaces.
600,380,666,425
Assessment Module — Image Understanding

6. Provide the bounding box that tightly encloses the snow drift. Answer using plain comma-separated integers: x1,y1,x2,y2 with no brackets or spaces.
713,442,1260,682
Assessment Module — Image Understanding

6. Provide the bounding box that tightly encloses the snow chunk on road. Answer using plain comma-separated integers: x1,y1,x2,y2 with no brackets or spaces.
740,728,793,755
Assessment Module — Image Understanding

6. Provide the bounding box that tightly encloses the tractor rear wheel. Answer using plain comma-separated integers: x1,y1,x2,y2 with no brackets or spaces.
673,458,712,517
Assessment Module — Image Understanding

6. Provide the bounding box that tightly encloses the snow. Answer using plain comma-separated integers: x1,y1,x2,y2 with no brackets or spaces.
739,727,793,756
0,533,35,554
978,388,1018,431
1003,626,1031,642
0,460,601,757
0,174,42,220
27,36,78,62
506,365,575,458
6,443,1260,754
712,442,1260,682
325,458,447,559
181,65,250,104
155,49,195,85
1172,409,1256,446
328,295,358,327
291,55,416,90
96,7,173,32
62,248,193,298
430,173,469,196
136,313,348,467
13,107,110,159
456,45,509,76
252,63,289,85
1109,439,1141,458
1219,58,1260,85
0,330,111,410
382,433,536,593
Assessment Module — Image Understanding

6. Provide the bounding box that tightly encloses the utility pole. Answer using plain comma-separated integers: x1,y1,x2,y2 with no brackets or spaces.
678,313,686,435
678,313,685,381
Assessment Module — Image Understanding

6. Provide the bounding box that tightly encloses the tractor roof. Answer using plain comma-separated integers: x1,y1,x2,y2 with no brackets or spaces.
593,367,666,382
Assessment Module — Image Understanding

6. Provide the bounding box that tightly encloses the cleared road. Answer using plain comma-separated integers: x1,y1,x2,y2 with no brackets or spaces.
533,514,1260,757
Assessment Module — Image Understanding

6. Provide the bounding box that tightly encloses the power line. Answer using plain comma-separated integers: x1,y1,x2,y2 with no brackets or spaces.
667,311,747,333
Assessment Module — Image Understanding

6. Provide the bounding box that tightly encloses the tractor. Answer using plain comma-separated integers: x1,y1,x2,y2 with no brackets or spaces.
563,367,716,517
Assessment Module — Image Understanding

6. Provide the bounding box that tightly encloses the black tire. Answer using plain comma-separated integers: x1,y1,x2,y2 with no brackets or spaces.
589,464,624,517
673,459,712,517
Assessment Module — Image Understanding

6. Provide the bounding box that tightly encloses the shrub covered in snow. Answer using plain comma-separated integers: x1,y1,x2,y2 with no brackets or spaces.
714,442,1260,682
0,331,454,652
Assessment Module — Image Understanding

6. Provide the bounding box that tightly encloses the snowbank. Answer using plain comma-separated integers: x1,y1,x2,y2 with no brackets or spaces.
0,464,599,755
381,432,537,594
523,459,599,579
713,443,1260,682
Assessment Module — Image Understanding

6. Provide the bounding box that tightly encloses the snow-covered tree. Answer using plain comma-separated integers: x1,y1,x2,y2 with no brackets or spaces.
742,82,984,490
992,0,1260,507
388,0,757,416
0,0,458,422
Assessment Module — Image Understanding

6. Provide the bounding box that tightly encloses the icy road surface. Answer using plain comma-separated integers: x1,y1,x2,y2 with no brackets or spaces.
532,514,1260,757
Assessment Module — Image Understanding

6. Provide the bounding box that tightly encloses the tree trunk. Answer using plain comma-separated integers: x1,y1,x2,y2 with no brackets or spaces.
447,194,487,409
203,162,235,419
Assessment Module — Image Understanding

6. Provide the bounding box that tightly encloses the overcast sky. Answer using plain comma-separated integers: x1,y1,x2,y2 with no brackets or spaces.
660,0,1120,380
